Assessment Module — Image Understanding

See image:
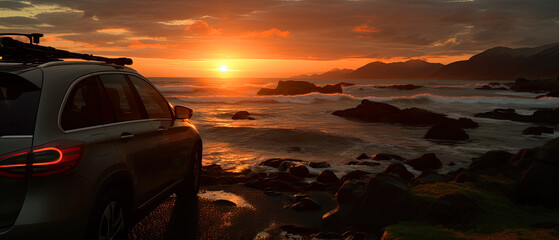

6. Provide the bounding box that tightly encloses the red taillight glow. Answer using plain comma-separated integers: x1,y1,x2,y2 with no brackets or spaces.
0,140,85,178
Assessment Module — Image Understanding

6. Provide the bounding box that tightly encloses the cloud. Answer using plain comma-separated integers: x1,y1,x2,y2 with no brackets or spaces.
243,28,292,38
184,20,220,35
2,0,558,61
352,24,380,33
0,1,32,10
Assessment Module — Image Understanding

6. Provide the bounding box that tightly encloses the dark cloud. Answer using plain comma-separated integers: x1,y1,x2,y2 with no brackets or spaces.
0,1,32,10
3,0,559,61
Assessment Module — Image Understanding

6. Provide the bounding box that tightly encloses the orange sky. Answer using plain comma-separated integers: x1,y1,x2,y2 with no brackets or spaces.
2,0,558,77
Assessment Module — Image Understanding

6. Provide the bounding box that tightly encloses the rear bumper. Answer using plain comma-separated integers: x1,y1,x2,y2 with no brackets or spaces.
0,173,95,239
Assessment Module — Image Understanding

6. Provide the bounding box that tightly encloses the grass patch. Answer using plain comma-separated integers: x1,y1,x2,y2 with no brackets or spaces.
394,175,559,239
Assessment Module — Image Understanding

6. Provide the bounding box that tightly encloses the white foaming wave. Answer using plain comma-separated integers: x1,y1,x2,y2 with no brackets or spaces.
172,93,360,104
367,93,559,108
157,85,198,93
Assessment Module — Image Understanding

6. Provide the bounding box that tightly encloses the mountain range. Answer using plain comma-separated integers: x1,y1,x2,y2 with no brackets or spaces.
297,42,559,80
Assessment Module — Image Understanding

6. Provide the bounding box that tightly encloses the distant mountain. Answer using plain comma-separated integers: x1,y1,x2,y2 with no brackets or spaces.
295,68,354,79
431,42,559,80
348,60,443,79
298,42,559,80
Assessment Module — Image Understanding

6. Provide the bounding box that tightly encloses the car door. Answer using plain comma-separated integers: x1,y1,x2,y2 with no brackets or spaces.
127,75,188,183
97,74,163,206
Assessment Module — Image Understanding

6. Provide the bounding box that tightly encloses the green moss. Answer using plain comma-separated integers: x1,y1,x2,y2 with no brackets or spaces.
385,222,466,240
397,175,559,239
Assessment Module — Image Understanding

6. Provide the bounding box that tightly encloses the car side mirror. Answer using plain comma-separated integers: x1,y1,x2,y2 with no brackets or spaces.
175,106,193,119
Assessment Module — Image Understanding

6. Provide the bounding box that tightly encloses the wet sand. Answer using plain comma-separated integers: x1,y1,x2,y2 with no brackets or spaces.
129,184,336,239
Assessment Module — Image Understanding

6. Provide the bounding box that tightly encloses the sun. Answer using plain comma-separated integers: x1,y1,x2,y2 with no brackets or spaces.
219,65,228,72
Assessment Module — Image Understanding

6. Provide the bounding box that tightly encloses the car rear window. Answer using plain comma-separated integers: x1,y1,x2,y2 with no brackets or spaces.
0,72,41,136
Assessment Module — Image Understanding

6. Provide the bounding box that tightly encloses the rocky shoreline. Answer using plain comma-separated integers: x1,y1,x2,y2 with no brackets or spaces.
198,136,559,239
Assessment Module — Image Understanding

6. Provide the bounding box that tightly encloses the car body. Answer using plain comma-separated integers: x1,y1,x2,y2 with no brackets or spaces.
0,61,202,239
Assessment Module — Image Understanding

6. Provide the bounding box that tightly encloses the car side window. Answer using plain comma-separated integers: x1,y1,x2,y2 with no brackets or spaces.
128,75,173,119
61,77,105,130
99,74,143,122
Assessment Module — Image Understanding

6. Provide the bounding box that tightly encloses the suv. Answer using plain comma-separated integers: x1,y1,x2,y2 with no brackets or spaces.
0,34,202,239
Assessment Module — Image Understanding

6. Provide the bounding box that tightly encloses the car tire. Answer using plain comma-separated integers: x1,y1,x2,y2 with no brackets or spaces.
88,188,128,240
176,143,202,202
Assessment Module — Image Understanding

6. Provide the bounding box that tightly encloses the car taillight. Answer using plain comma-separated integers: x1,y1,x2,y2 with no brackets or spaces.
0,140,85,178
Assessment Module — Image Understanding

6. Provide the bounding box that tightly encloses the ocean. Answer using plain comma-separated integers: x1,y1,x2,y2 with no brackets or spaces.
150,77,559,177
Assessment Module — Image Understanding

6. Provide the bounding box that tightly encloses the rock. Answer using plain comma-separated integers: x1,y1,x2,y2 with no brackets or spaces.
310,232,342,239
339,82,355,87
290,198,321,211
280,225,317,235
372,153,405,161
305,182,328,191
531,108,559,124
260,158,302,168
427,193,479,225
347,161,381,167
475,108,559,124
286,146,303,153
342,231,370,240
404,153,442,171
411,170,449,185
474,108,531,122
288,164,310,178
448,162,456,166
278,161,298,171
509,147,538,170
510,77,559,93
333,99,469,126
341,170,370,182
257,80,342,95
356,153,369,160
267,171,301,183
375,84,422,90
522,126,554,135
536,90,559,98
309,161,331,168
452,117,479,129
424,122,469,141
200,175,219,186
468,150,514,175
317,170,339,183
247,172,268,181
516,137,559,206
264,190,281,196
213,199,237,207
232,111,255,120
323,173,412,231
202,164,223,176
384,163,414,182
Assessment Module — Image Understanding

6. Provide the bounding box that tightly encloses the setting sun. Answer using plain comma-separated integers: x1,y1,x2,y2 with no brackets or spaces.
219,65,228,72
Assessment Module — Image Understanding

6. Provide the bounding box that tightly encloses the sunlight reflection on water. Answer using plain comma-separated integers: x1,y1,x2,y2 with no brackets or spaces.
198,190,255,209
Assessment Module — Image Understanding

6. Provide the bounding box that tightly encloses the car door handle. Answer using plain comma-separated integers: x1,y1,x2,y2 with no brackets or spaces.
120,132,135,142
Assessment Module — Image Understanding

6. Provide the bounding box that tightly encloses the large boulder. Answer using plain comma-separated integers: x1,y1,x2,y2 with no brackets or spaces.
333,99,477,127
322,173,412,231
424,122,469,141
232,111,255,120
522,126,554,135
289,164,310,178
404,153,442,171
426,193,480,226
510,77,559,93
468,150,514,176
475,108,559,124
516,137,559,206
257,80,342,95
384,163,414,182
317,170,339,183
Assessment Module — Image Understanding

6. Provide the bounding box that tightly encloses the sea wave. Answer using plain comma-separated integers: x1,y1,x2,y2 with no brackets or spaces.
171,93,360,104
367,93,559,108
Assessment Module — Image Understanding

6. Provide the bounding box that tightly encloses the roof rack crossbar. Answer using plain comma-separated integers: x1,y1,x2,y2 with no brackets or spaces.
0,34,133,66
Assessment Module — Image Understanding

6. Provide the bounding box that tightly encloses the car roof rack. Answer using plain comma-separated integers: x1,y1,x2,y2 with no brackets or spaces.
0,33,133,66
